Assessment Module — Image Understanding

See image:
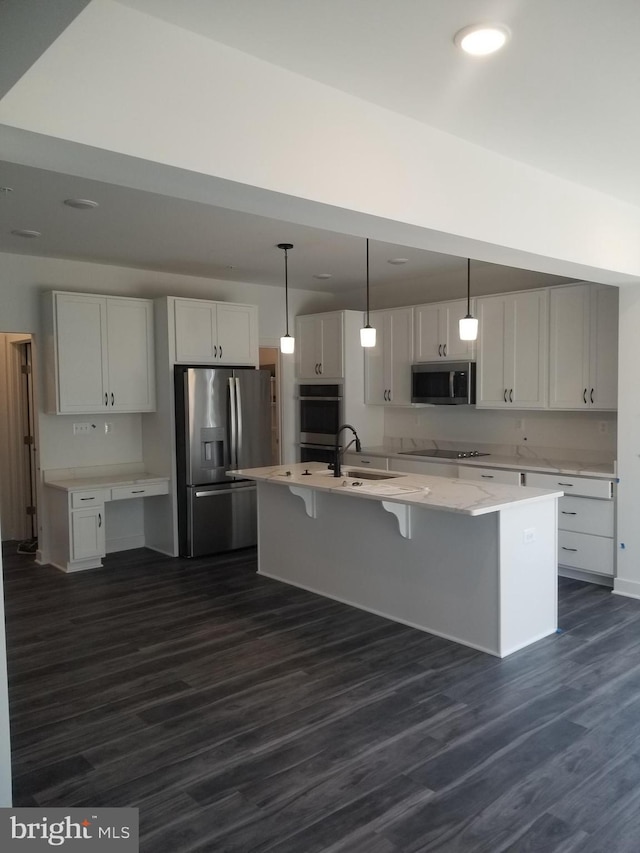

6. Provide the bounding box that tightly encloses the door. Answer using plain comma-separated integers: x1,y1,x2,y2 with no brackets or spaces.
71,506,105,561
296,315,322,378
233,369,272,471
106,298,155,411
217,304,258,365
510,289,548,408
179,367,233,485
55,293,108,412
477,295,509,407
185,482,257,556
174,299,217,362
549,284,590,409
318,313,343,379
589,285,618,410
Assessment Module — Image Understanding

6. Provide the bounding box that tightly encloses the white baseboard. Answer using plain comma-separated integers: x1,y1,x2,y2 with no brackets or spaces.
612,576,640,600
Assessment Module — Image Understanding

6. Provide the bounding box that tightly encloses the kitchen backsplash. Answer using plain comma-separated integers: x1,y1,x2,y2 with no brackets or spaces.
384,407,616,458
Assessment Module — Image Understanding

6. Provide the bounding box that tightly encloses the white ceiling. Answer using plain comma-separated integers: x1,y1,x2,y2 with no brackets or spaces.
1,0,638,292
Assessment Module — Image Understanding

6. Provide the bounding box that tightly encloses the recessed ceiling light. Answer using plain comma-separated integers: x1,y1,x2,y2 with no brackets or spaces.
11,229,41,238
64,198,99,209
387,258,409,265
313,273,333,280
454,23,510,56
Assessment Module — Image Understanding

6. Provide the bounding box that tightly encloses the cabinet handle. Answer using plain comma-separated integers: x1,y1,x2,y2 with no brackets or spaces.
503,389,507,402
387,389,391,401
80,497,95,501
98,513,102,528
360,460,371,464
438,344,442,357
509,389,513,403
481,474,494,479
111,392,114,406
561,546,578,552
319,362,322,374
558,482,574,487
131,489,145,494
583,388,587,404
220,345,223,360
590,388,594,404
314,363,318,374
105,393,108,407
214,344,218,359
561,511,577,515
443,344,447,357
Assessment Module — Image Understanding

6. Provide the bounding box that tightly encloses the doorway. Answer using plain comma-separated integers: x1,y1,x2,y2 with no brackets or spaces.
0,334,38,551
259,346,282,465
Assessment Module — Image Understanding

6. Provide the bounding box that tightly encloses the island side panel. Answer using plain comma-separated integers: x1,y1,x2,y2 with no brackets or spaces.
498,499,558,656
256,481,502,656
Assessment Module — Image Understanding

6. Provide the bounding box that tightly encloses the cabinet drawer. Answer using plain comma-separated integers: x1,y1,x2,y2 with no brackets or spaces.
558,496,614,536
459,466,523,486
343,454,388,469
110,482,169,500
70,490,108,508
558,531,614,575
525,472,613,499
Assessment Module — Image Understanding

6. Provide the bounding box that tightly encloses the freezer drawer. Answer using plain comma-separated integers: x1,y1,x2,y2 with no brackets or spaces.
183,482,257,557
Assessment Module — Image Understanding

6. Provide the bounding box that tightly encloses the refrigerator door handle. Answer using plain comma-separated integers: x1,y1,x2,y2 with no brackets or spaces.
229,377,238,469
235,377,243,466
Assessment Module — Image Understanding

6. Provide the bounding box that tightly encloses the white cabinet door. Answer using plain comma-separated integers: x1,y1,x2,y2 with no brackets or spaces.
365,308,413,405
296,313,344,379
174,299,217,362
216,303,258,365
589,285,618,410
477,290,548,409
510,289,548,408
414,300,475,362
549,283,618,410
549,285,590,409
54,293,109,413
106,298,155,412
318,312,344,379
71,506,105,561
296,315,322,378
477,295,509,407
174,299,258,365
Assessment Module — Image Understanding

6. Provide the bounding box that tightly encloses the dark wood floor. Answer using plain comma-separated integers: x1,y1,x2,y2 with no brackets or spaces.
4,542,640,852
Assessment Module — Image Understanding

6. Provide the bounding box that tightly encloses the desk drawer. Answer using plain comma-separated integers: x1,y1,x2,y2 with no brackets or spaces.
558,496,614,536
71,490,108,508
110,482,169,500
525,472,612,499
558,531,614,575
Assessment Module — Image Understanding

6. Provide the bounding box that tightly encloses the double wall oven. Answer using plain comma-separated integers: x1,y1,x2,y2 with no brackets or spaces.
298,383,343,464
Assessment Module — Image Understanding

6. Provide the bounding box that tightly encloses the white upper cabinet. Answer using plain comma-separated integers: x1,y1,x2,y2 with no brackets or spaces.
174,298,258,365
477,290,548,409
549,283,618,410
414,299,476,362
296,312,344,379
44,292,155,414
364,307,413,405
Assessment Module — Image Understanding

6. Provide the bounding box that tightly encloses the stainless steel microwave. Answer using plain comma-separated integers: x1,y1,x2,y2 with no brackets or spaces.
411,361,476,405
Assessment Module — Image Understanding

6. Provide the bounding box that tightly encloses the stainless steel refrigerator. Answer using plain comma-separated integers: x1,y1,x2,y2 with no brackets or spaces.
175,366,272,557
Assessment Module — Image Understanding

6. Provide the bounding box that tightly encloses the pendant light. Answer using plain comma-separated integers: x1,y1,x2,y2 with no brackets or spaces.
360,238,376,347
459,258,479,341
277,242,295,354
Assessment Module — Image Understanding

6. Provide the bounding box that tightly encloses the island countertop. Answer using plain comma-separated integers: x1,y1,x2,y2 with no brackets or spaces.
231,462,563,516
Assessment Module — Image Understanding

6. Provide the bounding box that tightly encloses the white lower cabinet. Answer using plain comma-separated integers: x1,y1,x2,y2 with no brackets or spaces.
71,506,106,562
459,466,523,486
524,472,615,580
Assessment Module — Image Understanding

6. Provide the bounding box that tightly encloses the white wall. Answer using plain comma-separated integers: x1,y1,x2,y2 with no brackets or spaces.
385,407,617,457
2,0,640,285
614,285,640,597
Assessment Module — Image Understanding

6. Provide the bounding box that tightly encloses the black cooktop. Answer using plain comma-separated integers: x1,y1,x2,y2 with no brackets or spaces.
398,449,490,459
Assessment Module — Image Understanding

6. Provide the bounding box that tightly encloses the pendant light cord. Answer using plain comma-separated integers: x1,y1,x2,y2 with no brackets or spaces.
366,238,370,325
467,258,471,314
284,247,290,336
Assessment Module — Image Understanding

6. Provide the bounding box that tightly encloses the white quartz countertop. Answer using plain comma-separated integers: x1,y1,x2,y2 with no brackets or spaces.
357,446,616,479
45,473,169,492
232,462,564,517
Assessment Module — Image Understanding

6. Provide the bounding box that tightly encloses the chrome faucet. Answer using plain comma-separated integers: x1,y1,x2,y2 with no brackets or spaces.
333,424,362,477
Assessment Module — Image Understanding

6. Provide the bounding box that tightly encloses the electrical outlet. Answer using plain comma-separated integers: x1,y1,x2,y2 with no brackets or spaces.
104,422,113,434
598,421,608,434
73,422,93,436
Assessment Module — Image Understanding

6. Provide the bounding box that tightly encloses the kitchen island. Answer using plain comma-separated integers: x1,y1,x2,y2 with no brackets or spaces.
232,462,563,657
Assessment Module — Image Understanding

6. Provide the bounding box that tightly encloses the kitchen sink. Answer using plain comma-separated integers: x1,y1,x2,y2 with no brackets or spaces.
343,469,400,480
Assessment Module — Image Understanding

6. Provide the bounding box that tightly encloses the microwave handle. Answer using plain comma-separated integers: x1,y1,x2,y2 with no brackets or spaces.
449,371,455,399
